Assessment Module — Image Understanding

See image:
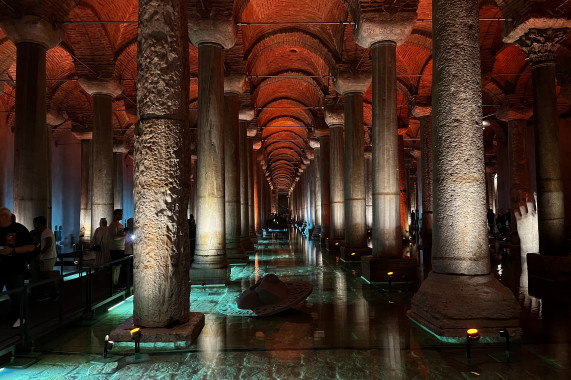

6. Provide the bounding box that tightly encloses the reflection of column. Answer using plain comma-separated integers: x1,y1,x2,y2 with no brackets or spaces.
79,79,122,237
0,20,63,227
224,75,247,263
325,106,345,248
335,73,371,259
134,0,191,326
409,0,520,337
514,28,567,255
189,20,236,275
319,134,331,243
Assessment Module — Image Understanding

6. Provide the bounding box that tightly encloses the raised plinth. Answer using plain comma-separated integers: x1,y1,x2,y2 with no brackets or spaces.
361,256,417,282
339,247,372,262
326,239,344,252
109,312,205,343
190,267,229,285
408,272,521,338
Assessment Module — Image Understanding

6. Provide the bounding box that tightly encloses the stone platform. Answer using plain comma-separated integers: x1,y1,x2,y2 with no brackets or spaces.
408,272,521,338
361,255,417,283
339,246,371,262
109,312,205,343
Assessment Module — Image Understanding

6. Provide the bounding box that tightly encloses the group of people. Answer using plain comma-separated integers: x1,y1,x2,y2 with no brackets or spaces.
0,207,58,328
91,209,131,288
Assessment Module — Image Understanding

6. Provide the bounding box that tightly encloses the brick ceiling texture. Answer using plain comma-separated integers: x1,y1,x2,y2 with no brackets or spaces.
1,0,571,192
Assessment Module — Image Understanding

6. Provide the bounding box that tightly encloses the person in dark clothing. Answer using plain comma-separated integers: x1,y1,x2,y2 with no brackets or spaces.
0,207,36,328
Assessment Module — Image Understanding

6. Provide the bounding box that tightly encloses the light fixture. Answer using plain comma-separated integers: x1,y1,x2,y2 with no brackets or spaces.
482,120,490,127
103,335,114,359
466,328,480,361
387,271,394,291
126,327,150,363
499,328,510,362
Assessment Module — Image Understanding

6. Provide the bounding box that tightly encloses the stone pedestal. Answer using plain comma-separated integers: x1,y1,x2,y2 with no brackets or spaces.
408,273,521,337
361,255,417,283
109,313,205,343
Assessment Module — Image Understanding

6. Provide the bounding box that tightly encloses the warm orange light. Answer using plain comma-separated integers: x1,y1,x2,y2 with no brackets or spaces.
467,328,478,335
130,327,141,337
387,272,394,276
467,328,480,340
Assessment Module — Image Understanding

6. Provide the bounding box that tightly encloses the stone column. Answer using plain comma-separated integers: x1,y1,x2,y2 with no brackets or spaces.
325,106,345,251
73,131,92,244
310,139,322,240
189,17,236,281
113,150,125,210
514,28,568,255
0,18,63,227
189,156,197,217
247,132,258,243
334,73,372,260
409,0,520,337
79,79,122,237
319,133,331,244
224,75,247,263
365,148,373,233
485,165,496,213
240,109,255,251
134,0,191,327
398,135,408,238
253,141,261,235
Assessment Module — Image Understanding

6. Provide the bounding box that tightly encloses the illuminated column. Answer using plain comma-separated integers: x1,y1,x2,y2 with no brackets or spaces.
73,131,92,243
79,79,122,238
514,28,567,255
409,0,520,337
134,0,191,326
113,141,128,210
365,148,372,233
253,140,262,234
334,73,371,260
319,133,331,243
0,18,63,227
189,17,236,279
240,109,256,251
248,136,259,241
310,139,322,240
325,106,345,250
224,75,247,263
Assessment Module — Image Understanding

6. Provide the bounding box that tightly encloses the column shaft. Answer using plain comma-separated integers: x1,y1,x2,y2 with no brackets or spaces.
330,126,345,239
320,135,331,240
371,41,401,258
114,153,124,210
248,141,257,241
420,116,433,248
13,42,49,227
240,122,254,250
80,139,92,243
311,148,322,239
91,93,114,236
344,92,367,248
193,43,227,268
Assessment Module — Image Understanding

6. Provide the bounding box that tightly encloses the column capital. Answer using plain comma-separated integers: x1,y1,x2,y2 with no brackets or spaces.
78,78,122,98
239,106,255,121
113,138,129,153
224,74,247,95
411,104,432,118
188,12,236,49
324,105,345,127
46,109,66,126
0,15,64,48
333,71,371,95
308,138,320,149
514,28,568,66
353,7,417,48
252,138,262,150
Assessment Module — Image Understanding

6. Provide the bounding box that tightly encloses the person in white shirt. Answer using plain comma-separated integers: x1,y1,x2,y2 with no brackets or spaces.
33,216,57,271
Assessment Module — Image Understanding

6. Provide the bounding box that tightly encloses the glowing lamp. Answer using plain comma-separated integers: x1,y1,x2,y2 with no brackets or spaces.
466,328,480,361
103,335,114,359
335,242,339,246
351,252,356,256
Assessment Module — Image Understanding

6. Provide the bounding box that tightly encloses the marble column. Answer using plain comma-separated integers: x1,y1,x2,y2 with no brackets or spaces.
113,151,124,210
325,106,345,250
134,0,191,326
247,134,258,243
73,132,92,244
310,139,322,240
0,19,63,227
189,18,236,280
240,110,255,251
253,141,261,235
409,0,520,337
365,149,373,233
334,73,372,260
79,79,122,238
189,156,197,218
514,28,568,255
485,165,496,213
224,76,247,263
319,133,331,244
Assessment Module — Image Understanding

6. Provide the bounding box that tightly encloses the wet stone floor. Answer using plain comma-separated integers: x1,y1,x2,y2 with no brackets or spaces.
0,230,570,379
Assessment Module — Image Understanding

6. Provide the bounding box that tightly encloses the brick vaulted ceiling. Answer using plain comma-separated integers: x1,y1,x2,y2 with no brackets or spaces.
1,1,571,192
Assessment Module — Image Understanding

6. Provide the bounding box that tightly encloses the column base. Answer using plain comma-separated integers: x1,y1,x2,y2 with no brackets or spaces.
361,255,417,283
189,267,229,285
226,246,248,264
326,238,344,252
407,272,521,338
527,253,571,297
109,312,205,343
339,246,371,262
